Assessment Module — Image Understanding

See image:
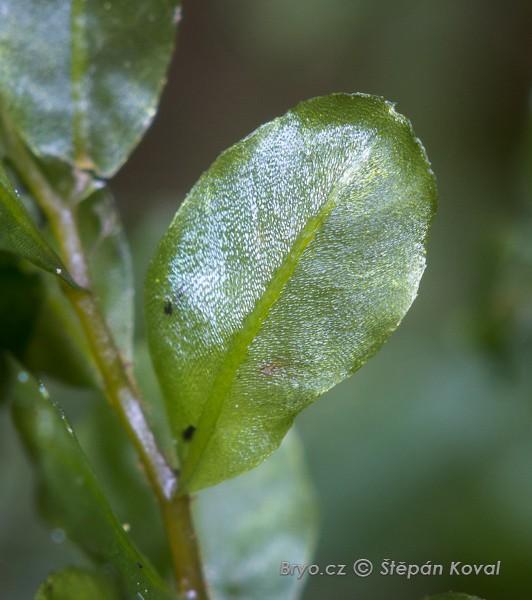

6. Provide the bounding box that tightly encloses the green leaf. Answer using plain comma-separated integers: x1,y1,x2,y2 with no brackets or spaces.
70,342,317,596
0,0,180,177
25,186,134,385
0,253,43,403
145,93,437,491
195,430,317,600
0,164,73,284
79,188,134,361
76,388,173,579
0,253,42,356
35,567,120,600
9,363,173,600
24,276,98,388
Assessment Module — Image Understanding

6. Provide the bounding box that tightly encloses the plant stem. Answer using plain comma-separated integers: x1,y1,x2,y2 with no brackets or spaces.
1,118,209,600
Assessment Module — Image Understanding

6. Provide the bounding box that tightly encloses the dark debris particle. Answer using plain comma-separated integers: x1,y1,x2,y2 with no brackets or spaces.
182,425,196,441
136,562,143,569
163,300,173,315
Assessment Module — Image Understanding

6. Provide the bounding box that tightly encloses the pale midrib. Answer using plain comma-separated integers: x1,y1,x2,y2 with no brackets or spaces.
181,161,359,487
71,0,92,169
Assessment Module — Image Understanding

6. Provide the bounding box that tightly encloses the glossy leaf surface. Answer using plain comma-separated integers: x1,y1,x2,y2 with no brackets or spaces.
0,0,180,177
10,364,173,600
0,164,73,283
146,94,437,491
35,568,120,600
195,430,317,600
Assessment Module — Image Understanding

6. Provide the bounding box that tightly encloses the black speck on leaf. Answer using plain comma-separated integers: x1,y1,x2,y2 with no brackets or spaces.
182,425,196,441
136,562,143,569
163,300,173,315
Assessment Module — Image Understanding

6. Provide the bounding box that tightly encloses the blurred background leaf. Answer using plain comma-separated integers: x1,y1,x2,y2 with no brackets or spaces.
195,430,317,600
35,567,120,600
0,253,43,402
9,362,173,600
0,164,73,284
78,188,134,363
23,184,134,386
24,277,98,389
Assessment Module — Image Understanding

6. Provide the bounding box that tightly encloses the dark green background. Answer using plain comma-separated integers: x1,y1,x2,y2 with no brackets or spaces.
1,1,532,598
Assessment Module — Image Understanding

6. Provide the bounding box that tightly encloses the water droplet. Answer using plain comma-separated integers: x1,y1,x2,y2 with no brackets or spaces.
122,522,131,532
55,267,62,275
51,528,66,544
185,591,198,599
17,371,29,383
38,383,49,398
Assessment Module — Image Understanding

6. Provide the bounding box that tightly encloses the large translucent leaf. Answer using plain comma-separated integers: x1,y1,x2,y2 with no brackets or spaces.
35,567,120,600
195,431,317,600
145,93,437,492
9,363,173,600
0,0,180,177
0,164,73,283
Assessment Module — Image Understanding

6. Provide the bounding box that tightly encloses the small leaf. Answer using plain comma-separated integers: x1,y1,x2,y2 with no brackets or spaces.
0,253,43,404
35,567,120,600
145,93,437,491
76,388,173,578
24,276,98,388
25,186,134,385
9,363,173,600
195,430,318,600
0,164,74,284
79,188,134,361
0,253,42,356
0,0,180,177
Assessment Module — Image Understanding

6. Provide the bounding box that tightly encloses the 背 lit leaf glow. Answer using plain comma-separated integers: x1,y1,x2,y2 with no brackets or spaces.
146,94,437,492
